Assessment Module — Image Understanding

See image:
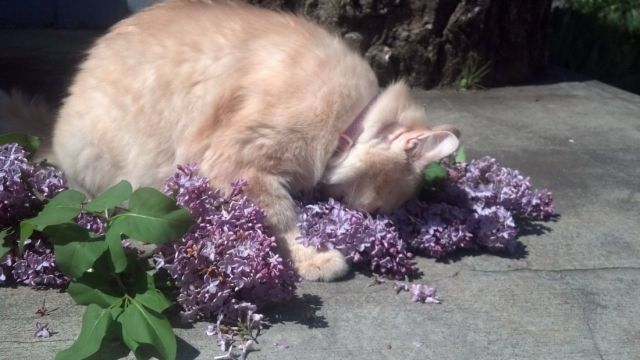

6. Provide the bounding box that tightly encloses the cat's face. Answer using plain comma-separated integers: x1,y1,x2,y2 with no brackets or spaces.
322,81,460,213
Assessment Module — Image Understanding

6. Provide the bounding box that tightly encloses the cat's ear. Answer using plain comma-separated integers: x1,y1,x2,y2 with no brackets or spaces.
403,130,459,169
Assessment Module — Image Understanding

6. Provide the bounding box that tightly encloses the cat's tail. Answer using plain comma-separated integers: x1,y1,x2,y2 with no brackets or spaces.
0,88,54,137
0,88,56,161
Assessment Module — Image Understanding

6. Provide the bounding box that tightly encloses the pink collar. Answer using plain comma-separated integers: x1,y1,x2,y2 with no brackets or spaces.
336,93,379,152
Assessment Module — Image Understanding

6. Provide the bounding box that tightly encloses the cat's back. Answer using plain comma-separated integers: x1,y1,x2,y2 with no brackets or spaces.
53,0,376,194
58,0,363,134
84,0,342,76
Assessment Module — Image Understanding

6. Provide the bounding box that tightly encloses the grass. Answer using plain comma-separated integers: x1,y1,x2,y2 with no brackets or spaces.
550,0,640,94
454,56,491,91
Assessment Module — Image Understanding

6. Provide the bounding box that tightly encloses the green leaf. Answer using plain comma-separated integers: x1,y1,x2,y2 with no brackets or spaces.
119,299,177,360
67,256,124,308
121,324,141,356
19,189,86,250
0,133,40,157
105,228,128,273
45,223,108,279
110,187,192,244
55,304,114,360
84,181,133,213
18,222,35,253
68,279,123,309
424,162,448,185
454,145,466,163
134,288,172,313
0,228,13,258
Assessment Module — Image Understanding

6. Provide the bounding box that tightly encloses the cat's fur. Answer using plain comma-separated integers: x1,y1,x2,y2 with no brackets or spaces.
51,0,460,281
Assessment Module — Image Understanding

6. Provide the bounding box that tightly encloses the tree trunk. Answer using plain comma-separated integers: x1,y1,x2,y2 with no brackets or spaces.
248,0,553,88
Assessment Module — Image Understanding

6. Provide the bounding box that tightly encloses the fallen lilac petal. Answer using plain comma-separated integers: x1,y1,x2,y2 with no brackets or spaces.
34,322,51,338
273,342,289,350
205,324,216,336
367,275,386,287
412,340,424,348
218,333,233,352
242,340,256,352
213,348,235,360
249,313,263,330
409,284,441,304
239,340,257,360
393,281,409,294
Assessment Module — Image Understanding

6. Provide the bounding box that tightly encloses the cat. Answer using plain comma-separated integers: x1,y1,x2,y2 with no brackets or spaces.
48,0,461,281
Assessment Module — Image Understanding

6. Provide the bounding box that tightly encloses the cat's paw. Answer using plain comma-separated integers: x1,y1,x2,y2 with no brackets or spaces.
296,249,349,282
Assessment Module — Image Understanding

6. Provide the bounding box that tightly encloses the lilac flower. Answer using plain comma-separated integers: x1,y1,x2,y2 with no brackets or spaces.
392,201,475,258
75,213,107,235
0,144,40,226
409,284,440,304
157,164,298,322
296,198,417,280
392,157,554,258
470,206,517,252
444,157,554,220
28,163,66,199
0,144,68,287
2,236,67,287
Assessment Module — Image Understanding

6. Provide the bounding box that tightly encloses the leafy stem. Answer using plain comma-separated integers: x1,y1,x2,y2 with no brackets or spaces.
19,180,193,360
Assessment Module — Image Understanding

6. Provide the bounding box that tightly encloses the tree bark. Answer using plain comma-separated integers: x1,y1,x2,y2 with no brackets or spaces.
248,0,553,88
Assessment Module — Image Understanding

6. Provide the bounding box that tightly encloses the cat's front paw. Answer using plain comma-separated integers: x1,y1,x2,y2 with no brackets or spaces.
296,249,349,281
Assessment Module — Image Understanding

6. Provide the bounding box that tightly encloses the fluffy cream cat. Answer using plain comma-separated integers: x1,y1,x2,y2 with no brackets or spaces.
49,0,460,281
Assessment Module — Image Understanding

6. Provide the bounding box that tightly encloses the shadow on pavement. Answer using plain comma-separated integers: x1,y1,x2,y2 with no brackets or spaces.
263,293,328,329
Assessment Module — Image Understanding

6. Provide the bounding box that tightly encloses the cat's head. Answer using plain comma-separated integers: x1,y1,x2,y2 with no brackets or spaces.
322,80,460,213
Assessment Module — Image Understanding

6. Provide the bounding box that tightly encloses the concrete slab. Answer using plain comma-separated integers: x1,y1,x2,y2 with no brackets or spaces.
1,30,639,360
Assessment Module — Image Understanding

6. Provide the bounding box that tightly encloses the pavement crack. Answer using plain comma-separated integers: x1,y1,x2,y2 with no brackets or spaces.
430,268,462,282
0,339,70,344
577,290,605,360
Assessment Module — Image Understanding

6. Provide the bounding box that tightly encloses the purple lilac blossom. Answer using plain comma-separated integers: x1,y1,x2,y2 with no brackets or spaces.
7,236,67,287
0,144,67,287
296,198,418,280
156,164,298,322
1,142,556,316
392,156,553,258
0,144,40,226
392,201,475,258
444,157,554,220
75,213,107,235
